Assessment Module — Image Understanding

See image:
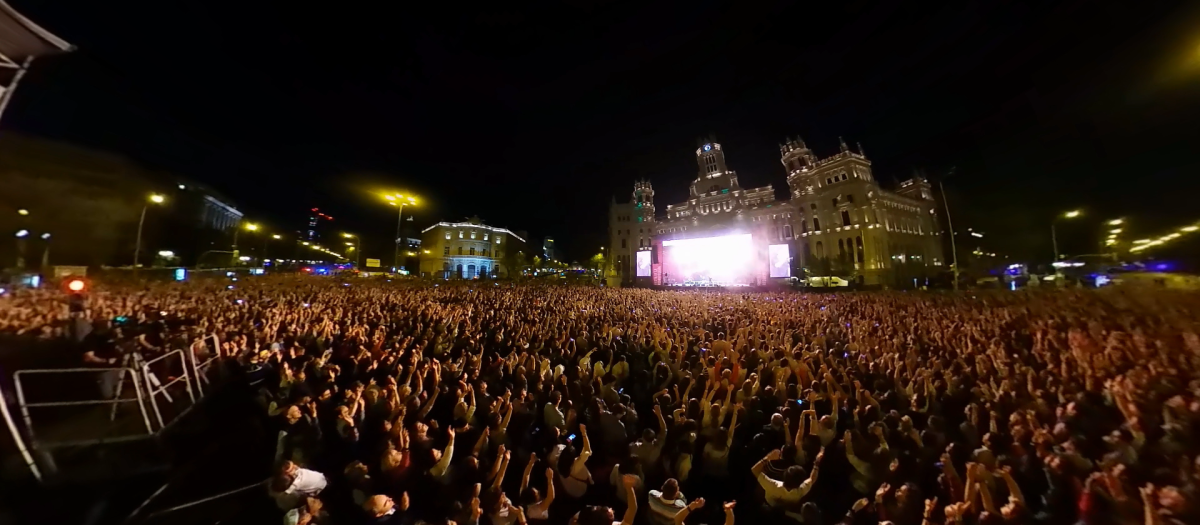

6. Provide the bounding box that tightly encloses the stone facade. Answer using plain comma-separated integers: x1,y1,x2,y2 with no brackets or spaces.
608,138,945,286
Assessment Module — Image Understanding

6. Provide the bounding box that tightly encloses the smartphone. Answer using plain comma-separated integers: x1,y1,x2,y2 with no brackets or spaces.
796,399,806,407
568,433,577,441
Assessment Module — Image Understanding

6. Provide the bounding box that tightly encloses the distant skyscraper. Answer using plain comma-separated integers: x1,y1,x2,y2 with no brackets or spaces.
543,237,556,262
306,208,334,242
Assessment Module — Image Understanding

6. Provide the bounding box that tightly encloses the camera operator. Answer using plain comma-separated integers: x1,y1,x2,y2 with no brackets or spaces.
81,319,125,399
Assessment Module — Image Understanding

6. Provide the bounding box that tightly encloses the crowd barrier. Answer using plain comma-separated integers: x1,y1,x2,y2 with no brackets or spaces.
1,346,229,484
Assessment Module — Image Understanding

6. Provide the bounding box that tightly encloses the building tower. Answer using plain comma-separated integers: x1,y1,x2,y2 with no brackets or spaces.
632,180,655,224
690,140,742,196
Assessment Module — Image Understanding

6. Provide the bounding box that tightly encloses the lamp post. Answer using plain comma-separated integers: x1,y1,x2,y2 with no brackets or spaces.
40,233,50,269
134,194,166,269
1051,210,1082,263
937,168,960,290
384,194,418,272
343,233,361,268
14,229,29,269
232,222,258,266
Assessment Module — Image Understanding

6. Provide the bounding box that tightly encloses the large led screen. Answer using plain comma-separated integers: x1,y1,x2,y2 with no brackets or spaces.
662,234,754,285
768,244,791,278
635,250,651,277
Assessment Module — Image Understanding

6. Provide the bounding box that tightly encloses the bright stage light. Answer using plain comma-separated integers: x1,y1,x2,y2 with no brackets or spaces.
662,234,754,285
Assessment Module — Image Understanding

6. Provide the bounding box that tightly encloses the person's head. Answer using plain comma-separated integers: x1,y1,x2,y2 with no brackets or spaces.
578,505,615,525
782,465,807,490
641,428,656,443
363,494,395,518
771,413,785,428
800,502,822,525
660,478,680,500
285,405,303,424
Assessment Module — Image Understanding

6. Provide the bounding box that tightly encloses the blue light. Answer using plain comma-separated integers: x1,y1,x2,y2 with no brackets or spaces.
703,144,712,152
174,268,187,281
1153,263,1171,271
1010,281,1017,291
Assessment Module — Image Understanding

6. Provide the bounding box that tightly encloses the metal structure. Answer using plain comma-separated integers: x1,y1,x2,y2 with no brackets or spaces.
0,1,74,125
2,346,225,483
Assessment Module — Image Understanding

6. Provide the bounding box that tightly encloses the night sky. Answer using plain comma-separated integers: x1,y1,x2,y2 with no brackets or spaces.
7,1,1200,263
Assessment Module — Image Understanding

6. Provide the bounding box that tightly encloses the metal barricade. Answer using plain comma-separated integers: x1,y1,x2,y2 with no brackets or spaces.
12,367,154,449
189,348,221,397
0,383,43,482
141,350,196,430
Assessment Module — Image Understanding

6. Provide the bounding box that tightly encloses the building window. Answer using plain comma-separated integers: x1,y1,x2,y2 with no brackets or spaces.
832,197,838,207
856,236,865,263
481,265,488,277
458,231,464,239
458,247,463,255
815,241,824,257
621,239,627,248
445,232,451,240
444,246,450,255
784,225,793,238
483,233,489,241
841,210,851,227
470,247,475,255
468,264,476,278
496,236,502,244
457,264,464,278
470,231,476,240
846,194,854,204
813,218,821,231
800,219,808,234
810,203,817,211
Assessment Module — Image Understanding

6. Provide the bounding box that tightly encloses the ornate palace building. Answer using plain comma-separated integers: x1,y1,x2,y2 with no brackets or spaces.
608,138,944,286
419,217,525,279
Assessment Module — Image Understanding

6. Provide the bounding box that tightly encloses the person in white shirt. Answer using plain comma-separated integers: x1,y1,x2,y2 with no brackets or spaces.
647,478,687,525
271,461,327,511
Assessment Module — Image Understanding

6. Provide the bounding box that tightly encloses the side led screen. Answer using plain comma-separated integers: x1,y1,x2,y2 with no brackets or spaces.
635,250,651,277
768,244,791,278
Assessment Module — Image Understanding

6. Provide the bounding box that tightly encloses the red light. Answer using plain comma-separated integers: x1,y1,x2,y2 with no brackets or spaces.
303,268,312,272
67,279,85,292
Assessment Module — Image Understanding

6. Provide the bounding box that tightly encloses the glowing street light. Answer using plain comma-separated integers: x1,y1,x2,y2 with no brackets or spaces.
1182,226,1199,233
15,229,29,238
1107,218,1123,226
16,209,28,216
244,223,259,231
382,192,420,271
134,194,167,268
1109,228,1122,234
1052,209,1082,262
272,234,282,239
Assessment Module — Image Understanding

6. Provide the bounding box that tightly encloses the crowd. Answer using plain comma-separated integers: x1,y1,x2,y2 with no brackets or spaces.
2,275,1200,525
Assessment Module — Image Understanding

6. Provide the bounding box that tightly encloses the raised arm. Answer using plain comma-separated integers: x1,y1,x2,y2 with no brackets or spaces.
619,475,638,525
673,498,706,525
431,429,456,478
520,452,536,494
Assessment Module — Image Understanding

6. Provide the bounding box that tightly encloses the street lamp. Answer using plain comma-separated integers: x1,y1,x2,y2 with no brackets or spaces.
16,209,28,216
1051,209,1082,263
232,222,259,266
384,193,418,271
134,194,167,269
1107,218,1123,226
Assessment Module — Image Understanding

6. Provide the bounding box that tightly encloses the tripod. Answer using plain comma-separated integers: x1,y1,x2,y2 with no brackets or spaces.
109,352,170,422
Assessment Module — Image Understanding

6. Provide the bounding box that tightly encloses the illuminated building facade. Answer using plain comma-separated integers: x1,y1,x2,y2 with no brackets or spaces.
306,208,334,242
608,138,944,286
419,217,525,279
